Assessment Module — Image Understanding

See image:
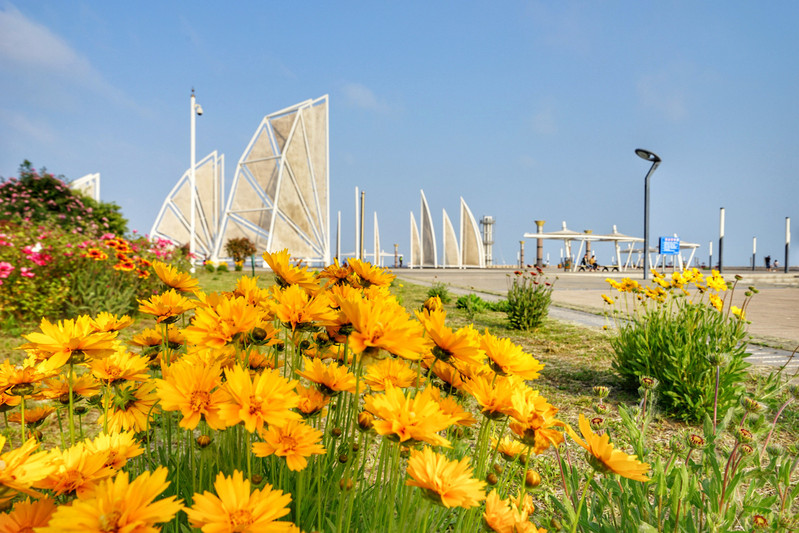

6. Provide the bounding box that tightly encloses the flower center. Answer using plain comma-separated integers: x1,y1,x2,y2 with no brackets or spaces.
99,510,122,532
230,509,254,531
190,390,211,411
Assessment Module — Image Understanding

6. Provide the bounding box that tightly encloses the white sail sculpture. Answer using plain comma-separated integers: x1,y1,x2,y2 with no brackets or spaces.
151,151,225,258
441,208,460,268
70,173,100,202
459,197,485,268
409,212,421,269
419,190,437,268
373,212,382,267
214,95,330,265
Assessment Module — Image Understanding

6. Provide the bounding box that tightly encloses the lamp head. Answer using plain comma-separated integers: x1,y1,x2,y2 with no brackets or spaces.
635,148,661,163
195,104,203,116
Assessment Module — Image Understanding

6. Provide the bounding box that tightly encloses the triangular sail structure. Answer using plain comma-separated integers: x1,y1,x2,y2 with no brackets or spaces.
70,173,100,202
459,197,485,268
151,151,224,258
420,190,437,268
214,95,330,265
410,212,421,269
441,209,460,268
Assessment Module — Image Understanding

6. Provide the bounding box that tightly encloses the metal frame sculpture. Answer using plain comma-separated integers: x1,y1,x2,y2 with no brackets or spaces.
151,151,224,259
214,95,330,265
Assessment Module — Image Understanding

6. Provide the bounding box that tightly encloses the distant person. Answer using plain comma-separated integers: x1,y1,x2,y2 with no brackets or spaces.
765,255,771,270
399,255,403,268
774,259,779,271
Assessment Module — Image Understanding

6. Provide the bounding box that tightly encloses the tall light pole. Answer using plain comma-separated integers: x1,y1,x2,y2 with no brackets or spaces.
635,148,662,280
190,89,203,272
718,207,725,273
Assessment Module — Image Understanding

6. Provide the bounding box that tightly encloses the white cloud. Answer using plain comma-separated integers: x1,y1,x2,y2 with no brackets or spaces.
0,4,134,109
0,108,56,145
531,105,558,135
340,82,389,112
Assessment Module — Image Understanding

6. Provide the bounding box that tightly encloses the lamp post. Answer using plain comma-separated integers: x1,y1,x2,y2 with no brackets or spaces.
635,148,662,280
189,89,203,273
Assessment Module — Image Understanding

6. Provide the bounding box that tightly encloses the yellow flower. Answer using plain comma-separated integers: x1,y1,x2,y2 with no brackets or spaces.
0,436,55,504
295,383,329,417
731,305,746,319
0,360,51,397
491,435,527,461
183,294,260,348
38,467,183,533
218,366,300,433
462,372,516,420
153,260,200,293
364,384,457,447
406,446,486,509
316,259,354,287
0,497,57,532
84,430,143,470
37,443,114,497
422,295,443,312
262,248,318,291
296,357,358,396
90,312,134,333
137,289,197,323
89,347,150,384
363,357,419,391
155,359,228,430
270,284,338,331
252,420,326,471
601,294,614,305
508,387,566,454
8,406,55,427
338,293,431,360
186,470,295,533
40,373,100,402
483,490,516,533
708,293,723,311
619,278,641,293
428,388,477,427
568,413,650,481
348,258,395,287
706,270,728,292
103,381,160,433
481,331,543,380
19,316,118,365
417,308,485,367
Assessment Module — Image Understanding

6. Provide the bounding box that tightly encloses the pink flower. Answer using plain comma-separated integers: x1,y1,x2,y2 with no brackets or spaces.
0,262,14,278
20,267,34,278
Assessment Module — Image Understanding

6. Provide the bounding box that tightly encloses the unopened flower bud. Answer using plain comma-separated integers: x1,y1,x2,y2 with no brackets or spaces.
196,435,212,448
669,436,685,454
351,443,360,452
752,514,768,529
592,386,609,399
331,427,343,438
357,411,374,431
687,434,706,449
251,474,263,485
594,402,609,415
707,352,728,367
589,417,605,431
339,478,355,491
766,443,785,457
492,463,503,475
486,473,499,485
739,443,754,456
735,427,754,443
338,453,348,464
639,376,658,390
524,470,541,488
740,397,764,413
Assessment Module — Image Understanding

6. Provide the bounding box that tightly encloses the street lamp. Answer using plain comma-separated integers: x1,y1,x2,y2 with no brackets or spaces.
190,89,203,273
635,148,661,280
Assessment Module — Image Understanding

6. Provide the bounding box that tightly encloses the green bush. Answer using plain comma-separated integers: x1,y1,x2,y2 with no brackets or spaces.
605,270,752,422
455,293,487,320
506,268,554,331
426,281,452,304
216,262,229,272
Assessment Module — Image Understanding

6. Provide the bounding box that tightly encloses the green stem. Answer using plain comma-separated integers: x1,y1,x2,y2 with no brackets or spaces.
570,474,594,533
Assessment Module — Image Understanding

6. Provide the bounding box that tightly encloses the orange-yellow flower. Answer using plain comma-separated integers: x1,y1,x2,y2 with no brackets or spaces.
37,442,114,497
218,366,300,433
481,331,543,380
40,373,100,402
252,419,326,471
568,413,650,481
90,312,134,333
0,360,50,397
364,384,457,447
262,249,318,291
8,406,55,427
269,284,337,331
137,289,197,323
153,260,200,293
183,294,260,348
316,259,354,287
0,436,55,504
155,359,228,430
491,435,527,461
89,347,150,384
462,372,516,419
348,258,395,287
0,497,57,532
363,357,419,391
429,388,477,427
38,467,183,533
84,430,143,470
295,383,329,417
406,446,486,509
508,387,565,454
296,357,357,396
337,293,431,360
706,270,727,292
19,316,118,365
417,309,485,367
186,470,295,533
103,381,160,433
483,490,516,533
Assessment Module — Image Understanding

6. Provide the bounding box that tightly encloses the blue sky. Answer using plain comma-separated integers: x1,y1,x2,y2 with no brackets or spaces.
1,1,797,268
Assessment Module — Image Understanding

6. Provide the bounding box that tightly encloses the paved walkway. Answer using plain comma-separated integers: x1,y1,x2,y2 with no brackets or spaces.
393,267,799,368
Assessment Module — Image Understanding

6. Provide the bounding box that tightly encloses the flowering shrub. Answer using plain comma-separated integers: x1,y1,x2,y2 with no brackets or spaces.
0,222,187,323
506,267,555,331
603,269,752,422
224,236,257,263
0,161,127,236
0,254,794,532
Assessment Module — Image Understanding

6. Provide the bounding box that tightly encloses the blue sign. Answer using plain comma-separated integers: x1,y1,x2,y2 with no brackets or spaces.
659,237,680,255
